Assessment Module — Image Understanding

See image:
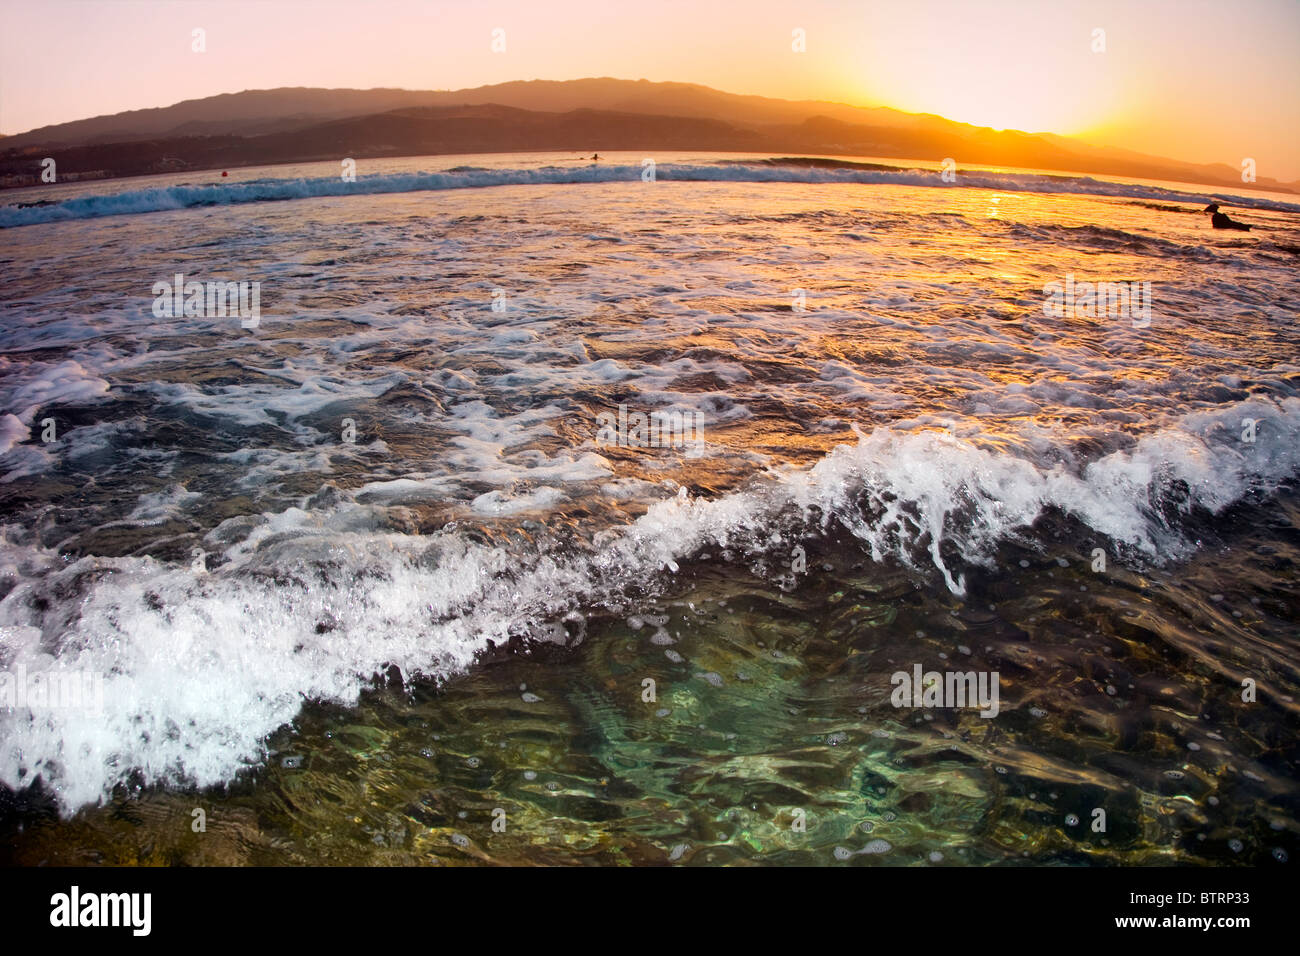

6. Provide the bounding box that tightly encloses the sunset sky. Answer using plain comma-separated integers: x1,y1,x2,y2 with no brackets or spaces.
2,0,1297,180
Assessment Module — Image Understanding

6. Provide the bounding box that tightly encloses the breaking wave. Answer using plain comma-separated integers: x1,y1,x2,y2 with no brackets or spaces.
4,162,1298,229
2,396,1298,813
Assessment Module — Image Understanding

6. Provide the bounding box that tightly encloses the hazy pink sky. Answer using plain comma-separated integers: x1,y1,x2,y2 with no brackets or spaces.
2,0,1297,179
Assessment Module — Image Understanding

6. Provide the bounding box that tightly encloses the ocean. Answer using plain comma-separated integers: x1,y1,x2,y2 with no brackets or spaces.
1,151,1297,865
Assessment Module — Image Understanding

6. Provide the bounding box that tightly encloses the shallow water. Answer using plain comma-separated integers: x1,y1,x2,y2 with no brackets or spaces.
1,154,1298,864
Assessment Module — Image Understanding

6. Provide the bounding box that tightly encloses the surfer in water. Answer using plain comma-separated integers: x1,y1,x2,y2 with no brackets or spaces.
1203,203,1252,231
591,153,600,161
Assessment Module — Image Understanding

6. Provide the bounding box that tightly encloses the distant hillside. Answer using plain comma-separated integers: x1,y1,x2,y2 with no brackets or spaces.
0,105,767,184
2,88,439,149
2,78,1294,194
0,80,931,151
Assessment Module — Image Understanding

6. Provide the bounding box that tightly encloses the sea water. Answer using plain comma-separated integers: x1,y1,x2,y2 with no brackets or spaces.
0,152,1297,864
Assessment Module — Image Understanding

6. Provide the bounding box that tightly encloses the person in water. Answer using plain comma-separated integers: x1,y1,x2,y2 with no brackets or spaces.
591,153,600,161
1203,203,1252,231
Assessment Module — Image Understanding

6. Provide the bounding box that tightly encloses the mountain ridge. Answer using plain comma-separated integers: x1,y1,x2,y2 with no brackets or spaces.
2,79,1293,194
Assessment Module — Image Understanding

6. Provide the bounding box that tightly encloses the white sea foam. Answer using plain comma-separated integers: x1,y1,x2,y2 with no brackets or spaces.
0,359,110,425
124,485,204,525
1,397,1296,814
0,416,28,456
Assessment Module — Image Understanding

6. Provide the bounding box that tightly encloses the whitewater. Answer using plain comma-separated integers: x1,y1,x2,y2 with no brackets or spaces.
4,159,1300,229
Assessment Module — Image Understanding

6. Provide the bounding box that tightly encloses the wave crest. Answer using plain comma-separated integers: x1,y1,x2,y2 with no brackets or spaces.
5,162,1296,229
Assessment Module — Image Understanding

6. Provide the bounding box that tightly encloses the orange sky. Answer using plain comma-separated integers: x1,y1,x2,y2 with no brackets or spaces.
2,0,1297,180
